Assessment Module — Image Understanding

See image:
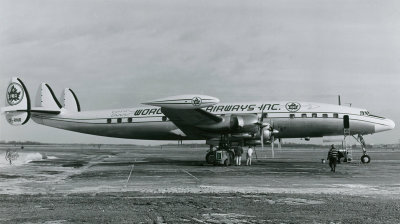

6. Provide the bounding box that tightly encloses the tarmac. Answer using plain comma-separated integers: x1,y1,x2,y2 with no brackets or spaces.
1,144,400,223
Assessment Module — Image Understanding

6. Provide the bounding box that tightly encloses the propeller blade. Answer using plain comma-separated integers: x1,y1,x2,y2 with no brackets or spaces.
271,135,275,158
261,127,264,150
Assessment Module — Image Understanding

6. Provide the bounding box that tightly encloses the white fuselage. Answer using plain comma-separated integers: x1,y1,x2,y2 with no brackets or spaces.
31,101,395,141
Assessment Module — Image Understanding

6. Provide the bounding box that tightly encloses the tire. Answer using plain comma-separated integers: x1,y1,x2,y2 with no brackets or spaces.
361,155,371,164
224,158,230,166
206,152,215,164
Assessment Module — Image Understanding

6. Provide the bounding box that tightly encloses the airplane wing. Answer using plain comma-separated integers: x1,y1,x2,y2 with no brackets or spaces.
143,95,221,138
161,108,222,138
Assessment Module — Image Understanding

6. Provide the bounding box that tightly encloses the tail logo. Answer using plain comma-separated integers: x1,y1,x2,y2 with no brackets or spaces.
6,83,24,105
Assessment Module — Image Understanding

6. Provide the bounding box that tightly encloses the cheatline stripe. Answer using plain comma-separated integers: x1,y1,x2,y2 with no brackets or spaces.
31,115,163,121
31,114,163,120
147,102,199,104
31,116,166,124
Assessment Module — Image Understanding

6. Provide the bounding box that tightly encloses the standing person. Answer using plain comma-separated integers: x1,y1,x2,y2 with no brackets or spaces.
234,146,239,166
327,144,339,172
246,146,254,166
238,145,243,166
234,146,243,166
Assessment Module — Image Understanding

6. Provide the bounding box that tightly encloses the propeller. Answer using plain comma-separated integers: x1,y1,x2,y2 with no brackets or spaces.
256,109,268,151
255,110,279,158
269,121,276,158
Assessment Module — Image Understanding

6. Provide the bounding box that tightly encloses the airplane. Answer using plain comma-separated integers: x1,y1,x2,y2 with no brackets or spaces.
1,77,395,165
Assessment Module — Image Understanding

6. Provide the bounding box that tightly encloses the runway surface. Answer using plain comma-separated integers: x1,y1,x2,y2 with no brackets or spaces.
1,144,400,223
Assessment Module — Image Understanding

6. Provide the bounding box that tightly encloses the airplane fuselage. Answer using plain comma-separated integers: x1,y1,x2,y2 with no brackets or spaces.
31,101,395,141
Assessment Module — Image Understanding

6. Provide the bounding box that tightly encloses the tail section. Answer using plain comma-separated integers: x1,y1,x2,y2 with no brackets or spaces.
61,88,81,112
2,78,79,126
1,77,31,125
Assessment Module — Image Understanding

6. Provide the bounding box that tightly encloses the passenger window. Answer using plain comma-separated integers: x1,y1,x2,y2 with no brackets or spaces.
162,116,167,121
333,113,338,118
263,113,268,118
312,113,317,118
322,114,328,118
117,118,122,123
107,118,111,124
301,114,307,118
289,114,295,119
128,118,132,123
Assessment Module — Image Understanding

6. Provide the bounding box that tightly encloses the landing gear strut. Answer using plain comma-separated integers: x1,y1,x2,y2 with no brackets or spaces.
354,134,370,164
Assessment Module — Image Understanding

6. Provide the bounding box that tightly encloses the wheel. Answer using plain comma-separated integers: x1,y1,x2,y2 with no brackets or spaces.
206,152,215,164
361,155,371,164
224,159,229,166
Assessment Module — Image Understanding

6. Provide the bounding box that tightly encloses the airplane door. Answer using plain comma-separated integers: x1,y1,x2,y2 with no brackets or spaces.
343,115,350,129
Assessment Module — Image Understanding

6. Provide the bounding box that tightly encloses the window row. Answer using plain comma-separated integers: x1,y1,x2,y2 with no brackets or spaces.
289,113,339,119
106,116,168,124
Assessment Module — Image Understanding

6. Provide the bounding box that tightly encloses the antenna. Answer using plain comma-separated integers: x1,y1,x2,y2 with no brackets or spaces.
338,95,341,106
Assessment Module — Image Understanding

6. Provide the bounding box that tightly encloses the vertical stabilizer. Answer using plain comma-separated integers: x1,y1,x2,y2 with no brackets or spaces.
35,83,62,110
61,88,81,112
1,77,31,125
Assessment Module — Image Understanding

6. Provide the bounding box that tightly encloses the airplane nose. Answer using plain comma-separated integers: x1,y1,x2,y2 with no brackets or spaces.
374,119,395,133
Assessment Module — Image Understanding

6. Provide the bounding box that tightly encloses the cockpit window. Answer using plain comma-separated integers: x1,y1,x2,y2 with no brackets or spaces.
369,114,385,119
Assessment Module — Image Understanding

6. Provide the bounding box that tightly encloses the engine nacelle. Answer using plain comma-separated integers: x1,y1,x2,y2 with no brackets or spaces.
197,114,258,133
196,114,240,132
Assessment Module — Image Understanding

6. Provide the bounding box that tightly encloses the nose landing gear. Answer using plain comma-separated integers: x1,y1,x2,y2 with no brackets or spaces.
354,134,371,164
361,154,371,164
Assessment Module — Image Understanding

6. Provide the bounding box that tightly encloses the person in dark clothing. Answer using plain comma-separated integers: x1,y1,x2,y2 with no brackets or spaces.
327,144,339,172
234,146,244,166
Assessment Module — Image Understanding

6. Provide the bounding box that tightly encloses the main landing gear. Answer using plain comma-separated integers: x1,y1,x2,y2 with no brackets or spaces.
354,134,370,164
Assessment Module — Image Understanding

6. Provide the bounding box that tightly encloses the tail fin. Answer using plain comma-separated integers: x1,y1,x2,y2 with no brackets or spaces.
35,83,62,110
1,77,31,125
61,88,81,112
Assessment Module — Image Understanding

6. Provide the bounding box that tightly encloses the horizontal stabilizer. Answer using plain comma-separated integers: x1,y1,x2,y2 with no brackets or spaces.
31,108,61,114
1,107,60,115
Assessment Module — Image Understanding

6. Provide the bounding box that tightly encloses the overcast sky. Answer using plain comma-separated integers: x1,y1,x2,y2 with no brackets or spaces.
1,0,399,144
